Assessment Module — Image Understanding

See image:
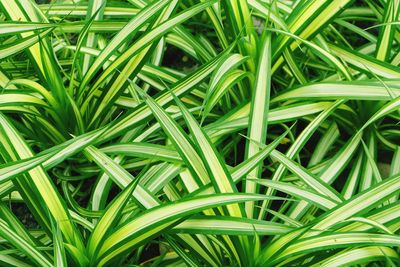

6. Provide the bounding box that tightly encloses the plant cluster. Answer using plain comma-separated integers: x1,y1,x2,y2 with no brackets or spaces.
0,0,399,266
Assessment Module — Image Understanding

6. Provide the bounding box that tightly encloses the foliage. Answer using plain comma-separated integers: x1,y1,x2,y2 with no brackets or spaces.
0,0,399,266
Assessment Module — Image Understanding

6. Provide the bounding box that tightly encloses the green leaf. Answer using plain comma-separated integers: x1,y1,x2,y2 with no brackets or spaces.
311,246,399,267
244,32,272,218
0,22,54,36
171,215,293,236
272,81,400,103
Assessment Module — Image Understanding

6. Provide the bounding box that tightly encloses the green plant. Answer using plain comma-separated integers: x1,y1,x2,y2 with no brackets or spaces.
0,0,399,266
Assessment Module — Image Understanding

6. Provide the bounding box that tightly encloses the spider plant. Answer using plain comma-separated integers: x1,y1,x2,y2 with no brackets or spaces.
0,0,399,266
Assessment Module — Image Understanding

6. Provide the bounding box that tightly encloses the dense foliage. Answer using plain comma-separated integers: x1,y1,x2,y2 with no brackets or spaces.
0,0,399,266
